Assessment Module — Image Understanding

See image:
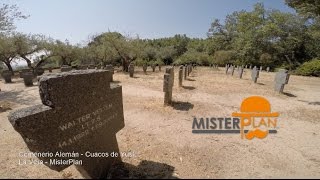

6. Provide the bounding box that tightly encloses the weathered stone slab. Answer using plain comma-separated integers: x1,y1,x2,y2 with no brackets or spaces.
8,70,124,178
142,64,147,73
267,67,270,72
158,65,162,71
260,66,263,72
274,69,290,93
178,66,183,87
163,67,174,105
23,72,34,87
151,65,156,72
128,63,134,78
105,65,114,82
238,67,244,79
231,65,235,76
225,64,229,74
251,66,259,83
1,70,12,83
19,69,32,78
184,65,187,80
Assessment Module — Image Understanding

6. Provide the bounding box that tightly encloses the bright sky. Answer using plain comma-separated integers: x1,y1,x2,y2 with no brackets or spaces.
9,0,294,44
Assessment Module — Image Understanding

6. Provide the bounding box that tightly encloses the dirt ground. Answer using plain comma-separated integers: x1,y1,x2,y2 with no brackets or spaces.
0,67,320,179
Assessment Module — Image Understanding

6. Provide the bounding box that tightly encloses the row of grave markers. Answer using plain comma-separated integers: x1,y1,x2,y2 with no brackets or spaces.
224,65,290,93
163,64,193,105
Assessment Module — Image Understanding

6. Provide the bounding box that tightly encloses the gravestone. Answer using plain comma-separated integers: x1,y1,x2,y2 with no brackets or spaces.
274,69,290,93
8,70,124,178
245,65,248,69
142,64,147,74
225,64,229,74
158,65,161,71
249,65,252,69
238,67,244,79
163,67,174,105
266,67,270,72
178,66,183,87
23,72,34,87
105,65,114,82
184,65,187,80
1,70,12,83
251,66,259,83
260,66,263,72
20,69,32,78
231,65,235,76
61,65,72,72
128,63,134,78
151,65,156,72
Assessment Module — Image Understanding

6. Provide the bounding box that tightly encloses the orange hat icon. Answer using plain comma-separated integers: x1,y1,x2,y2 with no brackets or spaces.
232,96,279,117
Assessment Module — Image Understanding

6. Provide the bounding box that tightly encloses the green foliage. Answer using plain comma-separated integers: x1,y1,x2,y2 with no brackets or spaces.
286,0,320,17
295,59,320,76
213,50,235,65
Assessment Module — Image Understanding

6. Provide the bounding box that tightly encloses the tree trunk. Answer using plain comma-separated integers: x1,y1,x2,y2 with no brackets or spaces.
21,55,34,70
3,61,14,75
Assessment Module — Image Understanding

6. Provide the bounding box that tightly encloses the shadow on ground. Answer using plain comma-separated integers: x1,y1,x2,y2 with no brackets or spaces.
283,92,297,97
171,101,194,111
186,78,196,81
182,86,196,90
107,160,178,179
0,90,38,106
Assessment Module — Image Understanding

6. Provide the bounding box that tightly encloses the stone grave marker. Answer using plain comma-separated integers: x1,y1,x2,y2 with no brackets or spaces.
260,66,263,72
267,67,270,72
251,66,259,83
274,69,290,93
231,65,235,76
105,65,114,82
238,67,244,79
23,72,34,87
142,64,147,74
151,65,156,72
163,67,174,105
225,64,229,74
184,65,187,80
20,69,32,78
128,63,134,78
158,65,162,71
178,65,183,87
8,70,124,178
1,70,12,83
249,65,252,69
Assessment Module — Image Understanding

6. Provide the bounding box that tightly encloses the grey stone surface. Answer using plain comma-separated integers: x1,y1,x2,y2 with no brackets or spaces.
251,66,259,83
267,67,270,72
225,64,229,74
23,72,34,87
231,65,235,76
178,66,183,87
158,65,161,71
274,69,290,93
8,70,124,178
142,64,147,73
163,67,174,105
249,65,252,69
151,65,156,72
105,65,114,82
1,70,12,83
260,66,263,72
238,67,244,79
19,69,32,78
184,65,187,80
128,63,134,78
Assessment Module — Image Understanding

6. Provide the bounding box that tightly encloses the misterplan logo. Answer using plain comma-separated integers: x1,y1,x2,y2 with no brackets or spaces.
192,96,279,140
